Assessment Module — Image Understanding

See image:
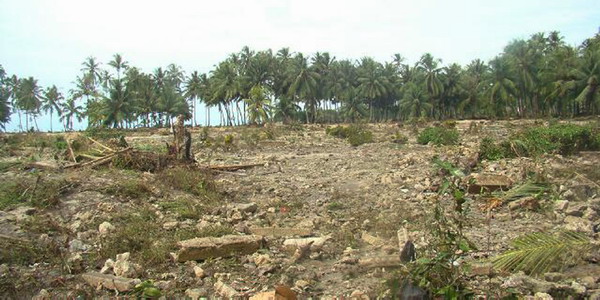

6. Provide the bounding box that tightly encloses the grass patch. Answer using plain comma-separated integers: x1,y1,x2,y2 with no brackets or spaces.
102,180,153,199
327,201,344,211
480,124,600,160
157,166,220,200
158,197,204,220
0,175,74,210
326,125,373,146
417,126,459,146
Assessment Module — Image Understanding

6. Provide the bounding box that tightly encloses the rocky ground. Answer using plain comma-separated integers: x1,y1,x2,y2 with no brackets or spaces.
0,120,599,299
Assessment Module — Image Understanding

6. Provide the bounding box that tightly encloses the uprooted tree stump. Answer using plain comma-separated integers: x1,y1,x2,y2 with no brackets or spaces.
166,115,194,162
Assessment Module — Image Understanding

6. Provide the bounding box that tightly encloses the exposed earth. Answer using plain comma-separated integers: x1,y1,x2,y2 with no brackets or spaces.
0,120,599,299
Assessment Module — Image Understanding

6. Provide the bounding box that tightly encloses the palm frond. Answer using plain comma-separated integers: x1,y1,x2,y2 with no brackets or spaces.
499,181,548,202
492,231,591,276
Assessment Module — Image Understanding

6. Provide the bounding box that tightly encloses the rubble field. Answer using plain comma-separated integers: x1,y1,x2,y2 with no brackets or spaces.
0,119,599,299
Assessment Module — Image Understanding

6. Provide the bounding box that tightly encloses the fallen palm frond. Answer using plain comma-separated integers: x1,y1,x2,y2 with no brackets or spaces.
499,181,549,202
432,156,465,178
492,231,591,276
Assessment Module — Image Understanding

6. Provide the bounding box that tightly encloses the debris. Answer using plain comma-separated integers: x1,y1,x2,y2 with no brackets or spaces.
186,288,208,300
250,227,313,237
203,163,266,172
81,272,141,292
283,235,331,252
358,255,403,268
114,252,141,278
193,265,206,278
361,231,385,246
467,173,512,194
177,235,264,262
214,280,241,298
250,286,297,300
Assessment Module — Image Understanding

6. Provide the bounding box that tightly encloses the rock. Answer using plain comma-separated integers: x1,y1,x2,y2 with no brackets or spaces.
294,279,310,290
508,196,540,211
571,281,586,295
543,272,563,282
113,252,141,278
267,207,276,213
185,288,208,300
250,227,313,237
155,280,175,290
100,259,115,274
68,239,91,252
361,231,385,246
467,174,512,194
555,200,569,212
214,280,241,298
163,221,179,230
470,262,494,276
193,265,206,278
231,203,258,213
253,254,271,266
358,255,402,268
98,222,115,236
590,289,600,300
32,289,50,300
350,290,369,299
81,272,141,292
67,253,83,273
283,235,331,252
502,273,554,293
177,235,264,262
564,216,594,234
525,292,553,300
250,286,297,300
566,203,588,217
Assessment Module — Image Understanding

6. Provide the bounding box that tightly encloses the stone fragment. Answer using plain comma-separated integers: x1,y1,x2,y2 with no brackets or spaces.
250,227,313,237
177,235,264,262
193,265,206,278
100,259,115,274
467,174,512,194
81,272,140,292
98,222,115,236
361,231,385,246
470,262,494,276
358,255,402,268
564,216,594,234
231,203,258,213
214,280,241,298
554,200,569,212
186,288,208,300
250,286,297,300
283,235,331,252
163,221,179,230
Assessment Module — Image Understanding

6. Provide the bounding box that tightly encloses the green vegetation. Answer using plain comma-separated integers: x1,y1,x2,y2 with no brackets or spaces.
102,180,153,199
158,167,219,199
4,30,600,131
390,131,408,144
492,231,591,275
480,124,600,160
0,175,72,210
326,125,373,146
417,126,459,145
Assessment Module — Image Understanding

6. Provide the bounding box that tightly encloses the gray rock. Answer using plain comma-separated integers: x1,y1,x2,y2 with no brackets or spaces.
564,216,594,234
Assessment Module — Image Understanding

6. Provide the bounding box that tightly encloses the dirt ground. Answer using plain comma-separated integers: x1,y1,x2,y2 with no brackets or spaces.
0,120,599,299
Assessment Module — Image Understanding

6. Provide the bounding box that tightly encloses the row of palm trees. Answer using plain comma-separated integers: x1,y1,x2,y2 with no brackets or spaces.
1,30,599,132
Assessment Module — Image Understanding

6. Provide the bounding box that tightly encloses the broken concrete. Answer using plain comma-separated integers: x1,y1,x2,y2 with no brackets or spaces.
81,272,141,292
250,227,312,237
467,173,512,194
177,235,264,262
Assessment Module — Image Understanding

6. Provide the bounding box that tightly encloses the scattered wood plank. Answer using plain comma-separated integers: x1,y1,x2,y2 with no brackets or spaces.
87,137,115,152
203,163,265,171
67,139,77,163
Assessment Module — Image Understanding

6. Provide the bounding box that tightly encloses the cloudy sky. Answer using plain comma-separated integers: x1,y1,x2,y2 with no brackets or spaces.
1,0,599,130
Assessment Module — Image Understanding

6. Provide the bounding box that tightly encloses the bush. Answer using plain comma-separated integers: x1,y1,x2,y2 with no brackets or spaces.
417,127,459,146
326,125,373,146
391,132,408,144
480,124,600,160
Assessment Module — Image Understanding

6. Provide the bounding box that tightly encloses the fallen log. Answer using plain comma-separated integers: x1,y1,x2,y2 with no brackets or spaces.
203,163,265,171
64,147,132,169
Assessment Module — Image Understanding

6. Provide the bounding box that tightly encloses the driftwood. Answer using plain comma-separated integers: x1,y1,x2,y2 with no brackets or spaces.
65,147,133,169
67,139,77,162
203,163,265,171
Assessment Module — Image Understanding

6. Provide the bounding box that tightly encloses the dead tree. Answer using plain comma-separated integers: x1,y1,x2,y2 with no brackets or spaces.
167,115,194,161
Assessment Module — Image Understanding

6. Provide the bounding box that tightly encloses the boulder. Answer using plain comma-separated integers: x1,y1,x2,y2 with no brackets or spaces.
177,235,264,262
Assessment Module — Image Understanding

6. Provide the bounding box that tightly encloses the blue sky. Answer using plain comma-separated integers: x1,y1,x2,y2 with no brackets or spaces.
1,0,599,131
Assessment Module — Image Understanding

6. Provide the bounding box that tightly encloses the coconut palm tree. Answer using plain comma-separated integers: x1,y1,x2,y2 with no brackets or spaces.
357,57,388,122
16,77,43,131
417,53,444,118
288,53,319,123
488,57,517,117
245,85,271,125
0,65,10,131
61,97,83,131
184,71,202,126
399,82,431,120
108,53,129,80
42,85,64,132
101,79,131,128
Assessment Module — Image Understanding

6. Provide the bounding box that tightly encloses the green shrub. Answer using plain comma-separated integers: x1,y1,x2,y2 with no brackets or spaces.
102,180,153,199
0,176,72,210
391,132,408,144
481,124,600,160
417,127,459,146
158,167,220,200
326,125,373,146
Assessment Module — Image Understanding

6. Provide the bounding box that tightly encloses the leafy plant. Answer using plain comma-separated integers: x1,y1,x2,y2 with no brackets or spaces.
326,125,373,146
492,231,591,276
499,181,549,203
133,280,162,298
417,127,459,146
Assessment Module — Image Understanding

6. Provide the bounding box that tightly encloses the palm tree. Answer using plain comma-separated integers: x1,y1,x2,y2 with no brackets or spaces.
42,85,64,132
288,53,320,123
0,65,10,131
100,79,131,128
340,88,368,122
184,71,202,126
417,53,444,118
81,56,102,86
108,53,129,80
61,97,83,131
488,57,517,117
357,57,388,122
16,77,43,131
572,48,600,115
399,82,431,120
459,59,488,118
245,85,271,125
